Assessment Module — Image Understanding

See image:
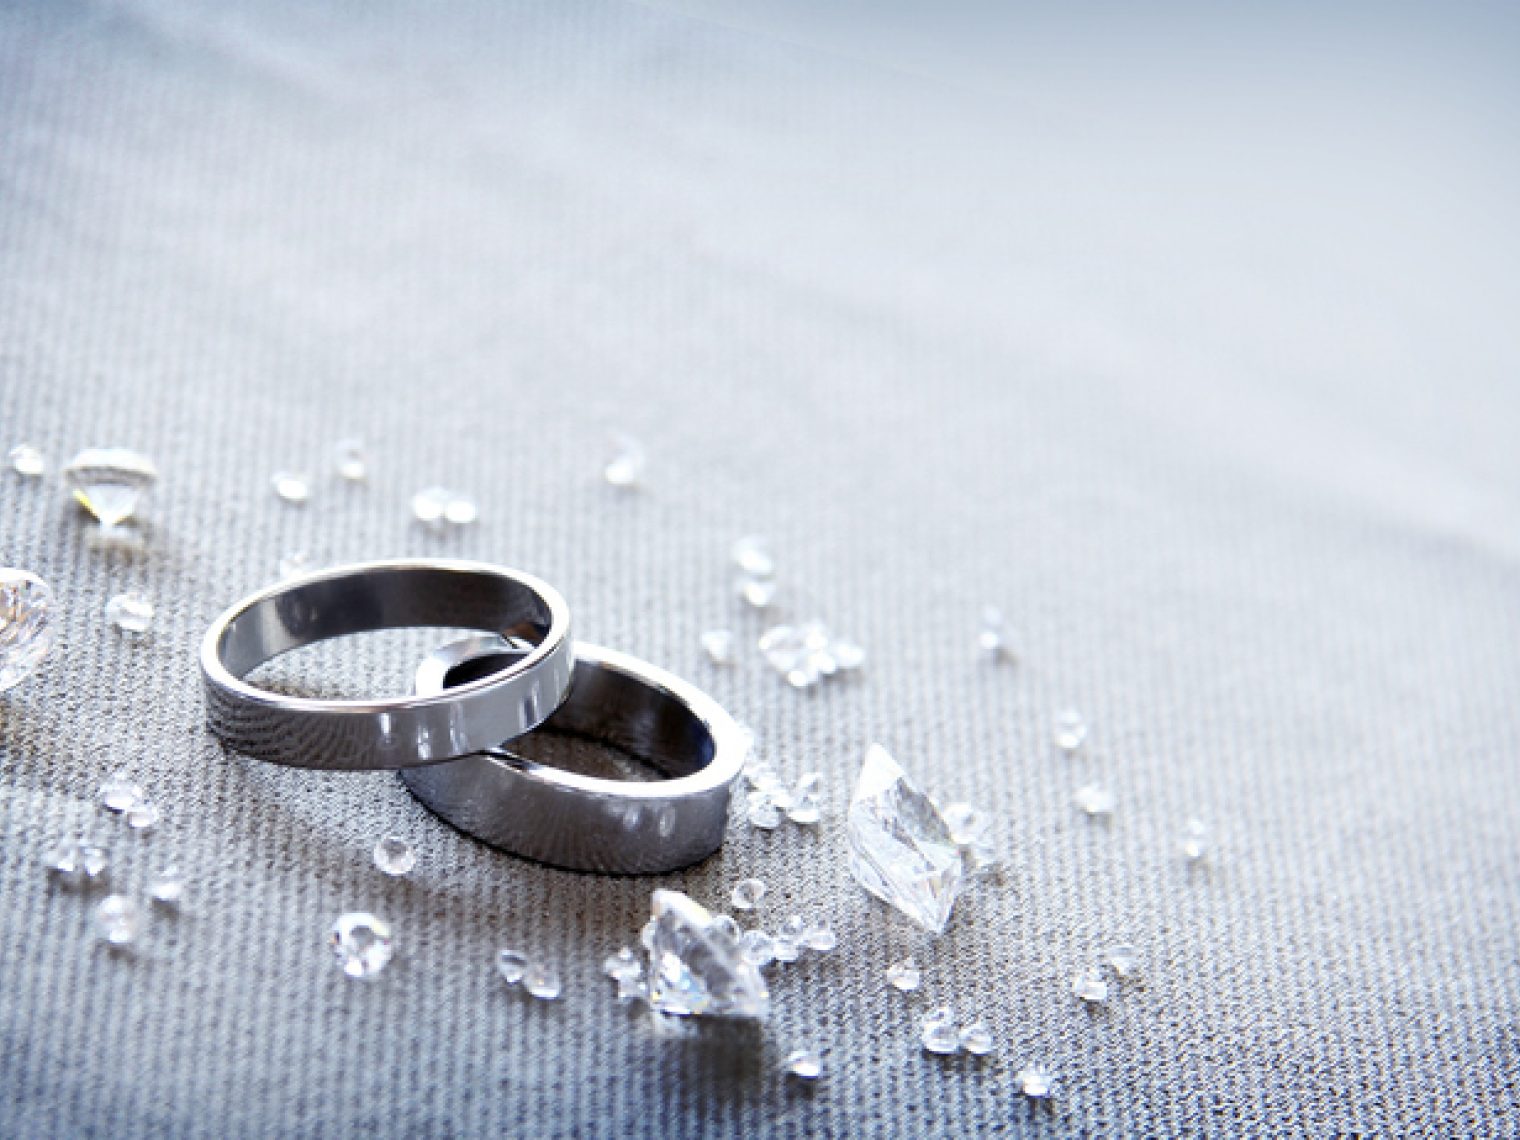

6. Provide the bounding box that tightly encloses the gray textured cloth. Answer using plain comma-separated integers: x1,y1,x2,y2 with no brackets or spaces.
2,2,1518,1136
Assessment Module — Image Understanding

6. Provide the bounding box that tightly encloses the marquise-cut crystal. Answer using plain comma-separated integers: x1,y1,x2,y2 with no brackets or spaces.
61,448,158,529
643,889,768,1019
847,744,964,935
0,569,54,692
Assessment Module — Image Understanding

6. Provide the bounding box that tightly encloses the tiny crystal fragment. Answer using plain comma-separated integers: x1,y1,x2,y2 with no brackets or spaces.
1072,970,1109,1005
105,593,154,634
442,496,478,526
1016,1065,1053,1099
46,840,109,887
731,535,775,578
372,837,417,876
741,930,776,967
747,800,782,830
786,794,821,826
920,1007,960,1055
978,606,1013,663
95,894,142,945
271,472,312,504
941,802,985,846
497,949,529,985
1105,943,1140,978
770,935,800,964
331,913,393,979
334,438,368,482
524,961,562,1000
125,800,160,830
1181,818,1210,862
783,1049,822,1080
886,957,922,992
731,878,767,911
960,1021,995,1056
8,444,45,477
801,919,837,953
701,629,738,666
642,889,769,1019
61,448,158,530
737,576,778,609
148,866,186,905
0,569,55,692
603,947,640,978
99,773,145,814
1072,784,1115,818
603,433,645,488
411,486,450,524
1053,709,1088,752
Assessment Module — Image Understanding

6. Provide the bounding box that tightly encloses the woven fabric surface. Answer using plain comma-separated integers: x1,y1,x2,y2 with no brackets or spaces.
2,2,1518,1136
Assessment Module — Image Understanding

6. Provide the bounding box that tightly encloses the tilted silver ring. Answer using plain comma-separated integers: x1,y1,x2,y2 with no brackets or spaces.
401,635,746,874
200,560,573,770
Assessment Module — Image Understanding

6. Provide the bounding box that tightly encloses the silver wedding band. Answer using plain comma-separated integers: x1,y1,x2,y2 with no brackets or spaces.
401,635,746,874
200,559,573,769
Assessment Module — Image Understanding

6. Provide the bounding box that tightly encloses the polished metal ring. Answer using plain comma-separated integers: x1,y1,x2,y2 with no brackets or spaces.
401,635,746,874
200,560,573,770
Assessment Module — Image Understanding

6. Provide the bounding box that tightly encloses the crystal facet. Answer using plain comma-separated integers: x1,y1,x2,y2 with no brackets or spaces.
497,949,529,984
731,879,767,911
886,957,921,992
643,889,769,1019
330,913,393,979
1073,784,1115,818
0,569,54,692
271,472,311,504
960,1021,995,1055
603,434,645,488
847,744,964,935
334,438,368,482
524,961,562,1000
1016,1065,1053,1099
105,593,154,634
148,866,186,905
1054,709,1088,752
1181,818,1210,861
784,1049,822,1080
372,837,417,876
1105,943,1140,978
62,448,158,529
701,629,738,666
95,894,142,945
9,444,45,477
1072,970,1109,1004
920,1007,960,1055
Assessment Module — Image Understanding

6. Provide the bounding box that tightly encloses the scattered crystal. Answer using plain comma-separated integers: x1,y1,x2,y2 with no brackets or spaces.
411,486,449,524
829,639,865,672
886,957,922,992
61,448,158,530
0,569,55,692
712,914,742,942
1053,709,1088,752
737,575,778,609
941,803,985,846
786,774,823,824
1016,1065,1053,1099
603,433,645,488
8,444,45,477
148,866,186,905
1181,818,1210,861
747,799,782,830
616,965,648,1004
642,889,769,1019
603,946,640,978
961,836,1003,881
1105,943,1140,978
770,935,800,964
524,961,562,1000
105,593,154,634
920,1007,960,1055
334,438,368,482
1072,970,1109,1004
977,605,1013,663
801,919,836,953
99,772,145,814
271,471,311,504
497,949,529,984
372,836,417,877
847,744,965,935
278,551,312,579
759,622,862,688
125,800,160,830
701,629,738,666
960,1021,995,1055
95,895,142,945
783,1049,823,1080
731,879,767,911
731,535,775,578
1073,784,1115,818
442,495,478,526
740,930,776,967
45,840,109,886
330,913,393,979
778,915,805,942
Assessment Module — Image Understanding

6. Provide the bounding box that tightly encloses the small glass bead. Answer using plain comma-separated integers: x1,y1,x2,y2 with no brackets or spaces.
731,535,775,578
125,800,160,830
330,912,393,979
1072,970,1109,1005
1105,943,1140,978
271,472,311,504
148,866,186,905
701,629,738,666
1053,708,1088,751
1016,1065,1053,1099
603,434,645,488
801,919,836,953
9,444,45,477
95,894,142,945
442,496,478,526
741,930,775,967
411,486,450,524
960,1021,995,1056
1073,784,1115,818
105,593,154,634
920,1007,960,1055
731,878,767,911
602,947,640,978
496,949,529,985
524,961,562,1000
886,957,921,992
99,773,144,814
372,836,417,877
783,1048,822,1081
334,438,368,482
737,576,777,609
1181,818,1210,861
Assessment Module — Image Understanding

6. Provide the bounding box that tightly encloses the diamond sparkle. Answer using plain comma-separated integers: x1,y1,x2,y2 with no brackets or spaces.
643,889,769,1019
372,837,417,877
330,913,393,979
0,569,54,692
105,593,154,634
62,448,158,530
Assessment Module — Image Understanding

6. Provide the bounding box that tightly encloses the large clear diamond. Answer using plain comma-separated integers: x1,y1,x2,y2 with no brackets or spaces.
0,569,54,693
847,744,964,935
643,889,769,1019
61,447,158,529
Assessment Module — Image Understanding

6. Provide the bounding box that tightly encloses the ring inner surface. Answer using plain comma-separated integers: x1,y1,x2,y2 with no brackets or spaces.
220,566,552,680
445,652,712,781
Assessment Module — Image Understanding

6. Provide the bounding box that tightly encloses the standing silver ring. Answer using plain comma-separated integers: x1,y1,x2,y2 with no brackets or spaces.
401,635,746,874
200,560,573,770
